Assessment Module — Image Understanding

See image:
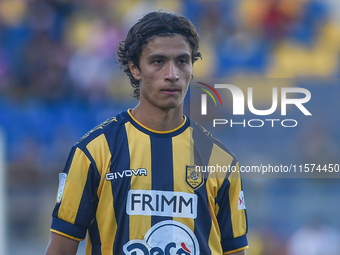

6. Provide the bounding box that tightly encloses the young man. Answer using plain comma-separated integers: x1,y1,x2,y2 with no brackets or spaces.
45,12,248,255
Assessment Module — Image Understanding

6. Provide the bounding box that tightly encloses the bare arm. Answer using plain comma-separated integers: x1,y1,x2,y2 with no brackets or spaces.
45,232,80,255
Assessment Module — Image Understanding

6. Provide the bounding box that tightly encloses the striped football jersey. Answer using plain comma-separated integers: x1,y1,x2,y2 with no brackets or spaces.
51,109,248,255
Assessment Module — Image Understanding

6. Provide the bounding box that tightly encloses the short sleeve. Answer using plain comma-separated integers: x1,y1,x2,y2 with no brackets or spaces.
215,162,248,254
51,146,100,241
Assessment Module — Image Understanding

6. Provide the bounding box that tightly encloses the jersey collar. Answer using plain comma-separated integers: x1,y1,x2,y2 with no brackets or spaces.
124,109,190,137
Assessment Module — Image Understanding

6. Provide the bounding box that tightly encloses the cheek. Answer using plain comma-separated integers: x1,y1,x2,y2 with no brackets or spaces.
182,65,192,79
140,68,156,83
182,72,192,85
140,73,157,97
146,73,156,83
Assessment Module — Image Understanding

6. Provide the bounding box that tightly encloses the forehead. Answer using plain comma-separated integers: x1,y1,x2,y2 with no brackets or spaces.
141,34,192,57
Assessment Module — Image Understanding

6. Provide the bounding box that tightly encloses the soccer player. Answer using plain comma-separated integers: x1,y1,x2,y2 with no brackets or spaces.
45,11,248,255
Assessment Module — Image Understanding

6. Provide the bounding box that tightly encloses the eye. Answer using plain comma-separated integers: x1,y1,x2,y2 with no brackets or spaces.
153,59,163,65
178,59,188,65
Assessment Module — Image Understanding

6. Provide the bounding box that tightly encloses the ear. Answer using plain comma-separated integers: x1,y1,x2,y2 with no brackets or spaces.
128,61,141,81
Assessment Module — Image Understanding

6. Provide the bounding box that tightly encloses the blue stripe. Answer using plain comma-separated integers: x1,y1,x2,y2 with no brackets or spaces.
75,148,101,229
215,159,239,240
63,146,77,174
194,187,212,254
74,173,98,226
215,178,233,240
89,218,101,255
51,217,87,240
191,122,215,254
150,136,174,225
222,235,248,253
107,128,131,254
191,122,214,168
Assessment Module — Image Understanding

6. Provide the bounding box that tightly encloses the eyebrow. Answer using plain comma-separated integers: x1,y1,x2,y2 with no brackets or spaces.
147,53,191,61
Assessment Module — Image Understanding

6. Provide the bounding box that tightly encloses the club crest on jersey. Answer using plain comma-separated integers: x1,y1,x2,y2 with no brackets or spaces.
186,166,204,190
123,220,200,255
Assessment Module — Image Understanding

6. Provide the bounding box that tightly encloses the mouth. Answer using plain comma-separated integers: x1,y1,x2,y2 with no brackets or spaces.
161,87,181,95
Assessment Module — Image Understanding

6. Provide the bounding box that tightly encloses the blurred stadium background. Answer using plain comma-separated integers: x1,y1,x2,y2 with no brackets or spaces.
0,0,340,254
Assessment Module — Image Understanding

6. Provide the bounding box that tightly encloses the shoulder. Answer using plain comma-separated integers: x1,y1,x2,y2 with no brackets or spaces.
188,118,238,162
75,110,129,150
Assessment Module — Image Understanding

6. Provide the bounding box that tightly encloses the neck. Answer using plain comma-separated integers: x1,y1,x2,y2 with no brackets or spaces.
131,104,184,131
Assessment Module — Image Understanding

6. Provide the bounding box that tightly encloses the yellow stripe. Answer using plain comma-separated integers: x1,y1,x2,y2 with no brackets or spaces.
86,134,111,177
172,128,195,230
125,122,152,240
127,109,186,134
207,144,234,218
208,144,233,180
86,134,116,254
50,229,84,242
206,144,235,253
58,148,90,224
229,162,247,237
206,176,223,254
224,245,249,254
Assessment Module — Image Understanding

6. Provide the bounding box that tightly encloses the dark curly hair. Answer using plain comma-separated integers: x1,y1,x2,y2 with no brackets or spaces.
117,11,202,99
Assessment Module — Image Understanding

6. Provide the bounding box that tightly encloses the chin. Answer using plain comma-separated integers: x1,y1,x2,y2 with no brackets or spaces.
159,101,182,111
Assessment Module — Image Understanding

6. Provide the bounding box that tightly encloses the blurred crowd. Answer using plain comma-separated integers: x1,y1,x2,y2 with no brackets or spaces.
1,0,340,254
1,0,339,103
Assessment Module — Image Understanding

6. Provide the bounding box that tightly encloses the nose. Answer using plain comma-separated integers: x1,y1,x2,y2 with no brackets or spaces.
164,61,179,82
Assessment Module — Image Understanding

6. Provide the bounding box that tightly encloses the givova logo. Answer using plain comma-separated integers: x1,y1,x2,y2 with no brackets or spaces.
123,220,200,255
